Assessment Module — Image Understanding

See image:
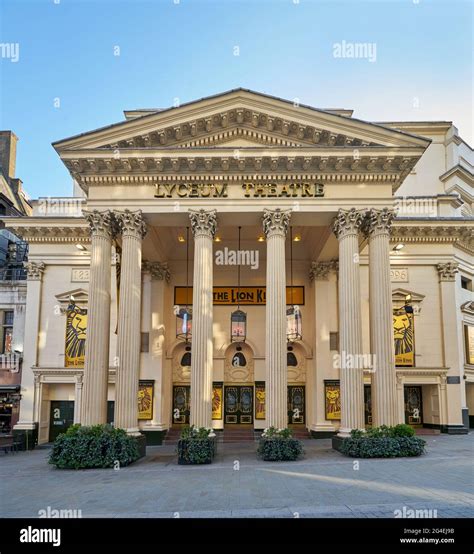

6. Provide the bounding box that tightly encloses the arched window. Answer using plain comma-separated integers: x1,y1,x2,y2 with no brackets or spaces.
180,346,191,366
287,352,298,366
231,351,247,367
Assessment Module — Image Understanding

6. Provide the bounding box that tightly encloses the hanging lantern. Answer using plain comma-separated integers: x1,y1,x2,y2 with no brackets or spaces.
230,226,247,343
231,309,247,342
287,227,302,342
176,226,192,342
176,307,192,342
286,305,302,342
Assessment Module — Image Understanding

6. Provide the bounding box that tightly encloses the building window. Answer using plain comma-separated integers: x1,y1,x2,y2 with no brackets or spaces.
461,277,472,291
0,310,14,354
0,204,6,216
181,346,191,367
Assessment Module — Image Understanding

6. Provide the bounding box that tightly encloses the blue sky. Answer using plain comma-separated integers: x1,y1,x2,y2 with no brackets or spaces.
0,0,472,199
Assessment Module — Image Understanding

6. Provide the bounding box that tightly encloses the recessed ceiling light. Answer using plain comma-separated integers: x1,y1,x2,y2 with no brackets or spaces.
76,243,87,251
214,236,221,242
293,235,301,242
257,235,265,242
393,243,404,251
178,236,185,243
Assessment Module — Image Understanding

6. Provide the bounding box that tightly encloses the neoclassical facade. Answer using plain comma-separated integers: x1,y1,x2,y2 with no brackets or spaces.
5,89,473,446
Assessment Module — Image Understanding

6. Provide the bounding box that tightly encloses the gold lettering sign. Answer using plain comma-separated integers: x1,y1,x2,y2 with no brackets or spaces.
155,182,324,199
393,309,415,367
174,286,304,306
212,383,223,420
465,325,474,365
325,380,341,420
65,304,87,368
138,380,154,420
255,382,265,420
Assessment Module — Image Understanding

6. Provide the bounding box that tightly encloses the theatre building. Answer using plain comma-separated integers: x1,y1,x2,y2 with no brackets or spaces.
5,89,473,446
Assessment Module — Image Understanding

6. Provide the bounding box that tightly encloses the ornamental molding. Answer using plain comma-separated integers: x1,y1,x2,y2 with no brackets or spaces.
84,209,115,238
189,208,217,238
24,261,45,281
7,224,90,243
461,301,474,316
143,261,171,282
392,288,425,312
364,207,395,237
437,261,459,281
177,127,305,148
332,207,365,239
114,209,147,238
262,208,291,237
391,224,474,254
309,259,338,281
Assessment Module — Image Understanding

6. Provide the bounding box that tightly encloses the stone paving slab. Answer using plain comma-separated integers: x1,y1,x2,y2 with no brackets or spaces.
1,434,473,518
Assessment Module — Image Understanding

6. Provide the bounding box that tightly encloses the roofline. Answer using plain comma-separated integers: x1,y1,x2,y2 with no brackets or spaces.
52,87,431,148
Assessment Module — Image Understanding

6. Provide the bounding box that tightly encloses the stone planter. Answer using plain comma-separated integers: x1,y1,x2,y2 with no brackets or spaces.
177,437,216,465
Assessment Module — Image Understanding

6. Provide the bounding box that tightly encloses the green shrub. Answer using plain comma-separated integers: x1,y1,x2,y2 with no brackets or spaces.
257,427,304,461
49,424,140,469
177,426,215,464
340,436,425,458
391,423,415,437
350,424,415,439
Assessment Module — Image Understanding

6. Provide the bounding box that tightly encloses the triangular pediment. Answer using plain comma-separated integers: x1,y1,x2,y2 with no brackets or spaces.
53,88,430,152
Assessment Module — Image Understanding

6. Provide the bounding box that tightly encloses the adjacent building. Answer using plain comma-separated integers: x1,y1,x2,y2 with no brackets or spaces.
3,90,473,447
0,131,32,436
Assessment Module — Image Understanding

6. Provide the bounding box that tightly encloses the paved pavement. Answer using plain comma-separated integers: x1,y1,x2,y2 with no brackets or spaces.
1,434,473,518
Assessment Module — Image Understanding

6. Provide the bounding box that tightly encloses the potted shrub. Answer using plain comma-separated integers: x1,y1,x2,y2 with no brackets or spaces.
177,425,216,465
49,424,140,469
339,424,426,458
257,427,304,462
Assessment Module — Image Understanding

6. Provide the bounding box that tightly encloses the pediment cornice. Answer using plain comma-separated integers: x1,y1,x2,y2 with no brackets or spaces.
53,90,430,152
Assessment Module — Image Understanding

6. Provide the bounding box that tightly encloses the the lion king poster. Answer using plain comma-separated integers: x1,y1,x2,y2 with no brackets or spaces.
138,380,154,420
393,309,415,367
325,380,341,420
212,383,223,420
65,303,87,367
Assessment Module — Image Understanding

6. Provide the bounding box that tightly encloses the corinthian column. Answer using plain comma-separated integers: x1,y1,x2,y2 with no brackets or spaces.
333,208,365,435
366,208,400,426
114,210,147,433
189,209,217,429
263,208,291,429
81,211,114,425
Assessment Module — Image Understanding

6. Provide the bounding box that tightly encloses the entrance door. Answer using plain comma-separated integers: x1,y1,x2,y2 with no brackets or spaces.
172,385,190,424
288,385,305,424
49,401,74,442
224,385,253,424
404,385,423,426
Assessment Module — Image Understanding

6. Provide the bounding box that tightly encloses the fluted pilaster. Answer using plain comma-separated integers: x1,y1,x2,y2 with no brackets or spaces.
365,208,400,426
333,208,365,435
263,208,291,429
189,209,217,429
81,210,114,425
114,210,147,433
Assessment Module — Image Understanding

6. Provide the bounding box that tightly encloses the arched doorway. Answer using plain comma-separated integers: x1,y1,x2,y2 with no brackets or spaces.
223,343,255,425
287,343,306,425
171,342,191,424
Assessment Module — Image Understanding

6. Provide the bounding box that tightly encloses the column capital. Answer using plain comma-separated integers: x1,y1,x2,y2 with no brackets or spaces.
309,260,338,281
143,261,171,282
83,209,115,238
364,208,395,237
24,261,45,281
262,208,291,238
332,208,365,239
114,209,147,238
437,261,459,281
189,209,217,238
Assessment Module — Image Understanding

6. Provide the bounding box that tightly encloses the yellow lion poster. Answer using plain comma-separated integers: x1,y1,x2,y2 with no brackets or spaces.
393,310,415,367
325,381,341,420
65,304,87,368
212,384,223,420
138,381,154,420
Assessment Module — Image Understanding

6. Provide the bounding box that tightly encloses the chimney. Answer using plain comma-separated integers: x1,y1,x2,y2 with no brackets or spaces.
0,131,18,179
